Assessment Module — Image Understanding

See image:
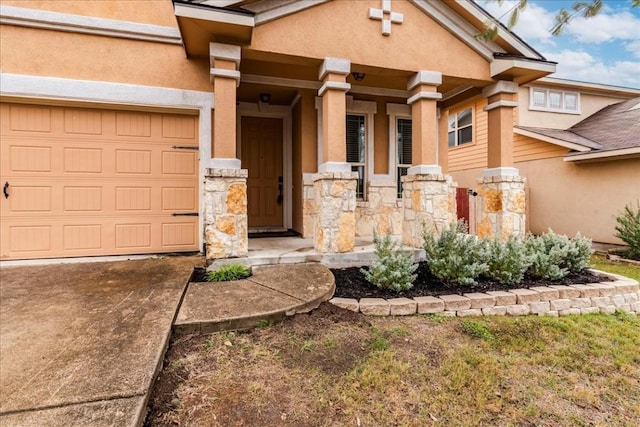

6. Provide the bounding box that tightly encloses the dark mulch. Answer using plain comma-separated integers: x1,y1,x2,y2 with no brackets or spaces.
331,261,603,299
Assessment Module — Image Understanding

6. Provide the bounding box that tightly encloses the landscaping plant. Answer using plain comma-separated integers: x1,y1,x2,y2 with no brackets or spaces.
615,201,640,260
483,235,533,285
206,263,251,282
525,230,592,280
423,221,489,286
361,232,418,292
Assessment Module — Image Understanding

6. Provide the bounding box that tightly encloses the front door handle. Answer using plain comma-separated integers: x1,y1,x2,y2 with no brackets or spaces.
277,176,283,205
3,182,8,199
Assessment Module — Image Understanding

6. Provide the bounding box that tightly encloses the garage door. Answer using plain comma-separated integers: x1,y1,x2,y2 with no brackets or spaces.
0,103,200,260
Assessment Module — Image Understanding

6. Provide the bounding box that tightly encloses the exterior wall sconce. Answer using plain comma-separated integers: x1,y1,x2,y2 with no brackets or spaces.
259,93,271,103
352,72,366,81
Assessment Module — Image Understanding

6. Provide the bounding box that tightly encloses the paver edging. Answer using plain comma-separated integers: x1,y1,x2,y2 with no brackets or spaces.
329,270,639,317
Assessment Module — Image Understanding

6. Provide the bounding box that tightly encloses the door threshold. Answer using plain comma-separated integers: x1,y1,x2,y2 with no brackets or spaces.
248,228,300,238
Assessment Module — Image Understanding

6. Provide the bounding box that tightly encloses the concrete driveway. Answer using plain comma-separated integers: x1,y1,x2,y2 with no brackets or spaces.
0,256,201,427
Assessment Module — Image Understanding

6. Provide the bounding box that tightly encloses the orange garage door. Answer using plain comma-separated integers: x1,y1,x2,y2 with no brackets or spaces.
0,103,200,260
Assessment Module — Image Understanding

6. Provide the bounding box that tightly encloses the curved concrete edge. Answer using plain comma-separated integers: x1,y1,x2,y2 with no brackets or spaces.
174,263,335,334
330,269,640,317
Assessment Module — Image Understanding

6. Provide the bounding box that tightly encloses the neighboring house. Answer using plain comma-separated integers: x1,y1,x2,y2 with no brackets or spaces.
451,79,640,244
0,0,634,262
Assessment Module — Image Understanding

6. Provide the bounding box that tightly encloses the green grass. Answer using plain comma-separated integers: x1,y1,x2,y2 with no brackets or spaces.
590,254,640,282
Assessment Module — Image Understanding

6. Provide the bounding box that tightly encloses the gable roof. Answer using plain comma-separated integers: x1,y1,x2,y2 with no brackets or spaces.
174,0,550,63
515,97,640,162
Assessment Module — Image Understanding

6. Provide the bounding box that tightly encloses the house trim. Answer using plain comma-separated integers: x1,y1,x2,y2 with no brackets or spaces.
0,72,214,254
0,5,182,44
237,102,294,230
564,147,640,163
513,127,593,152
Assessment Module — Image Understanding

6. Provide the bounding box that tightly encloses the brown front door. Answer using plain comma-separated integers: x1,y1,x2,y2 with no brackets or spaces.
241,116,283,228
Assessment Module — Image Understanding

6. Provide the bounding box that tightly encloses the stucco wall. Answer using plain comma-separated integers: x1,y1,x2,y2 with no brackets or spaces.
450,157,640,244
518,86,630,130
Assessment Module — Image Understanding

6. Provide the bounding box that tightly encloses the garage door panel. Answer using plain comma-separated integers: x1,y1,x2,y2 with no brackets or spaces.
162,222,196,247
162,151,197,175
9,145,52,172
115,149,152,174
63,224,102,250
1,103,199,260
9,225,52,253
115,223,152,249
116,112,152,138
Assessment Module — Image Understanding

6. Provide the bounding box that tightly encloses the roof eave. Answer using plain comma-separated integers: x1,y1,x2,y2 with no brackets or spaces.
564,147,640,163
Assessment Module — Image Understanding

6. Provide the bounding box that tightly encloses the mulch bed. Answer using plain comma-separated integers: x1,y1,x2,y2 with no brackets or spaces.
331,261,603,300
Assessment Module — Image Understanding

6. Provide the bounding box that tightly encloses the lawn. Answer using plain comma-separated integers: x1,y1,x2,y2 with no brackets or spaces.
146,257,640,427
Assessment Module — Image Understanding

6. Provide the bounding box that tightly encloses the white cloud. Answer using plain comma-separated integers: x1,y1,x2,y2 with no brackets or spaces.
626,40,640,59
566,11,640,43
481,0,557,45
543,49,640,88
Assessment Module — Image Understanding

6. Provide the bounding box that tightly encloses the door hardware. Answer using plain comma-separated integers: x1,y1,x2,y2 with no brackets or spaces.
172,212,199,216
171,146,198,150
277,176,283,205
3,182,8,199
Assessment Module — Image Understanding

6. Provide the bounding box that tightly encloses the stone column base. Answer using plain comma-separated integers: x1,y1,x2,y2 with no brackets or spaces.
313,171,357,253
402,173,457,248
203,168,248,260
476,174,526,241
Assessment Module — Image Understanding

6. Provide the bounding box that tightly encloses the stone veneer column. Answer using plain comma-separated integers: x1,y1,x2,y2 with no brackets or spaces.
476,174,526,241
203,168,248,260
402,70,456,247
477,80,525,240
312,58,356,253
402,173,456,247
313,171,358,253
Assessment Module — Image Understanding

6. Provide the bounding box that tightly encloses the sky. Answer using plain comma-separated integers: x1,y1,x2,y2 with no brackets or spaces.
478,0,640,88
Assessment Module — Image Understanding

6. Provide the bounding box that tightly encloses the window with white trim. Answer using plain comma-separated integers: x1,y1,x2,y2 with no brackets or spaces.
448,107,473,148
396,118,412,198
529,87,580,113
346,114,366,199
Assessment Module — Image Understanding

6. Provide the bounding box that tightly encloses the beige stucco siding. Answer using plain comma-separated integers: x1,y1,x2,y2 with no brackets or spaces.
1,0,178,27
249,0,491,81
451,157,640,244
518,86,630,129
0,25,211,92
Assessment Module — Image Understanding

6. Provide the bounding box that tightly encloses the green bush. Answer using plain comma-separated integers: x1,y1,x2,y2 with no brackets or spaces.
361,233,418,292
615,202,640,260
423,221,488,286
524,230,592,280
206,263,251,282
483,236,532,285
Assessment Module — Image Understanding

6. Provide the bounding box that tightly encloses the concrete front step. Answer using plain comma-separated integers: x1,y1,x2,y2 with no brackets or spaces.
174,263,335,333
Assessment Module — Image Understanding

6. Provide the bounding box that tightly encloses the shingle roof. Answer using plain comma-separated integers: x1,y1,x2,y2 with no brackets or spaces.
516,97,640,155
570,97,640,151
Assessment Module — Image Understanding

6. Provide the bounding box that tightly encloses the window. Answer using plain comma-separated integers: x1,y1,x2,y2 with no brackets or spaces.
396,118,412,198
448,107,473,148
529,87,580,113
346,114,366,199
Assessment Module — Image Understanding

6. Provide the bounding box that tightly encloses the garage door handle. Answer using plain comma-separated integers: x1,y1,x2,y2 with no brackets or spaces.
3,182,8,199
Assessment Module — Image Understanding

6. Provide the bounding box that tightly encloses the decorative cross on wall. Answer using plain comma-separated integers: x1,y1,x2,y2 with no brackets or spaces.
368,0,404,36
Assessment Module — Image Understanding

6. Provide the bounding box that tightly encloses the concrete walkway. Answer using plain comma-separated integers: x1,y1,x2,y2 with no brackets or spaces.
0,256,200,427
0,257,335,427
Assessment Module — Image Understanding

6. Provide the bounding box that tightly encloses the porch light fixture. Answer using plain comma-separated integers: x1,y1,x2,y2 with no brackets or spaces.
352,72,366,81
259,93,271,103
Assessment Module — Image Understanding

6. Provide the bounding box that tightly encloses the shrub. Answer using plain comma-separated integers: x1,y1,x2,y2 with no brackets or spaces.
524,230,592,280
206,263,251,282
615,202,640,260
361,233,418,292
483,236,532,285
423,221,488,286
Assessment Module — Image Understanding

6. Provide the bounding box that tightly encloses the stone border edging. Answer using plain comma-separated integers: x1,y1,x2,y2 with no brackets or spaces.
329,269,640,317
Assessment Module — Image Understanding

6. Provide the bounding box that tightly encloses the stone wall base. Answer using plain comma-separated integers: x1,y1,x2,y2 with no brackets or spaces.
203,168,248,260
355,181,403,238
402,173,457,248
313,171,357,253
476,174,526,241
